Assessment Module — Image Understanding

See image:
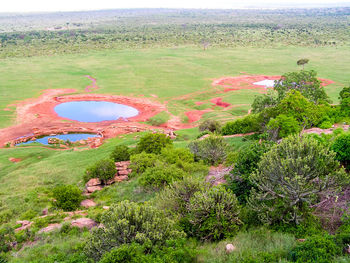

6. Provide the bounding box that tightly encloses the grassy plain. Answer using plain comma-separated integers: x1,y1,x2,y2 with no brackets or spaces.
0,46,349,128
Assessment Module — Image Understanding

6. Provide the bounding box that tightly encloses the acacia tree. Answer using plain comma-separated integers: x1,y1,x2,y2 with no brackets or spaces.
274,70,330,104
297,58,309,70
248,135,348,225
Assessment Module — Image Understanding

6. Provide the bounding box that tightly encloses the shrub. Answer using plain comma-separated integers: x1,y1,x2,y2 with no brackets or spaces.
85,159,116,184
199,119,222,133
288,235,341,263
84,200,185,261
266,114,301,140
156,176,209,217
187,186,242,241
99,243,144,263
249,135,349,225
129,152,158,175
160,147,194,165
110,145,130,162
331,133,350,169
188,135,228,165
138,164,186,189
52,185,82,211
136,133,172,154
221,114,260,135
226,141,274,204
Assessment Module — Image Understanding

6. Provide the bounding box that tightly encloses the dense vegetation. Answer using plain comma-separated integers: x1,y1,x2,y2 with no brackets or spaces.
0,7,349,263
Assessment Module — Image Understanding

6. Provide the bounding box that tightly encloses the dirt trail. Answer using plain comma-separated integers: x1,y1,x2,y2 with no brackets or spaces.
84,75,99,92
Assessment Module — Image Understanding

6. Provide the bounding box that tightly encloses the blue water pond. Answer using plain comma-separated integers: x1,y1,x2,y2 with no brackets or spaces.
17,133,100,146
54,101,139,122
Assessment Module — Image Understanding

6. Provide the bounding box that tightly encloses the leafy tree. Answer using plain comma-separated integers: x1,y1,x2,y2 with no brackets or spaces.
251,89,278,113
249,135,348,225
297,58,309,70
274,70,329,104
221,114,261,135
129,152,158,175
52,185,82,211
136,133,173,154
84,201,185,261
187,186,242,241
331,133,350,169
267,114,301,140
339,86,350,117
199,119,221,133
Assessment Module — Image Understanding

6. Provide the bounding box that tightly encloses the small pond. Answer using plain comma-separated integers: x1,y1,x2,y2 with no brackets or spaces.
54,101,139,122
253,79,276,88
16,133,100,146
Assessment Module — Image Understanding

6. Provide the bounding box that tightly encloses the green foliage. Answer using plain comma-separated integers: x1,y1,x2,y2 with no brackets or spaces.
331,133,350,169
274,70,329,103
136,133,173,154
227,141,274,204
187,186,242,241
52,185,82,211
156,176,209,218
99,243,144,263
297,58,309,69
160,147,194,165
139,164,186,189
267,114,301,140
288,235,342,263
251,89,278,113
0,226,15,253
249,135,349,225
199,119,222,133
110,145,130,162
221,114,260,135
188,135,228,165
129,152,158,175
84,200,185,261
85,159,116,184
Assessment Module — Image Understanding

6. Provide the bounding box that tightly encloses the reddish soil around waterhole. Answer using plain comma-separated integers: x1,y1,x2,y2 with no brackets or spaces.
0,89,167,147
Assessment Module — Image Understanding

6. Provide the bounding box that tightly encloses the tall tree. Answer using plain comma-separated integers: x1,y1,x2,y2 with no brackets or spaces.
297,58,309,70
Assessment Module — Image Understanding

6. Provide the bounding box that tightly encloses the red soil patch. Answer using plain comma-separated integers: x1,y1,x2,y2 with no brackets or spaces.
185,109,213,123
9,157,22,163
319,78,335,87
212,75,281,92
210,97,231,108
0,89,166,147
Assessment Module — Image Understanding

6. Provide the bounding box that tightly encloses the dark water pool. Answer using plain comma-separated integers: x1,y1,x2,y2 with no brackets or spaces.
54,101,139,122
16,133,100,146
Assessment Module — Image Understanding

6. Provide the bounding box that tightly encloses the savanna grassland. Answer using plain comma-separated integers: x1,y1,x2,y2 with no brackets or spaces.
0,8,349,263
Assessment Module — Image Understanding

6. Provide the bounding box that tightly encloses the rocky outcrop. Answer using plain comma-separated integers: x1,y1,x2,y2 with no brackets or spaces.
71,218,97,229
80,199,97,208
38,223,62,234
225,244,236,254
15,220,33,232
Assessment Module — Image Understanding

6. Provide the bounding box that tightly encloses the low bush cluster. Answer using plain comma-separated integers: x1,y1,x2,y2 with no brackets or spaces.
52,185,82,211
84,159,116,184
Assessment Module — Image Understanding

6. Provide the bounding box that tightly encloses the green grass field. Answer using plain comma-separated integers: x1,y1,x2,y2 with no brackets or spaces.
0,46,349,128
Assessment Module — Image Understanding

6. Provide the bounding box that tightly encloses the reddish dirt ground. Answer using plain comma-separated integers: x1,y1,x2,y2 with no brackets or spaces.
185,109,213,123
210,97,231,108
84,75,99,92
0,89,166,147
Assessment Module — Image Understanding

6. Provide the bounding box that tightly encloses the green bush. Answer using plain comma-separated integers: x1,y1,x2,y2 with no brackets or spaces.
85,159,116,184
288,235,341,263
160,147,194,165
227,141,274,204
84,200,185,261
188,186,242,241
266,114,301,139
129,152,158,175
52,185,82,211
331,133,350,169
249,135,348,225
221,114,260,135
110,145,130,162
156,176,209,217
99,243,144,263
136,133,173,154
199,119,222,133
188,135,228,165
139,164,186,189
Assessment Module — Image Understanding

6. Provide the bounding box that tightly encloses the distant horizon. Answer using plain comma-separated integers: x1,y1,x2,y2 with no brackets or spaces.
1,0,350,13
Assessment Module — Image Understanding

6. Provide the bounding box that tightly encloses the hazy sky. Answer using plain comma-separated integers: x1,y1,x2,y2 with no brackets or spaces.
1,0,349,12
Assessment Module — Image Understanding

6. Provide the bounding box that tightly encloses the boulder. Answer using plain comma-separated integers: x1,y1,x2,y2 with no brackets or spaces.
71,218,97,230
103,206,110,210
225,244,236,254
15,220,33,232
114,175,129,182
86,178,101,187
80,199,97,208
118,169,130,176
86,186,103,193
38,223,62,234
